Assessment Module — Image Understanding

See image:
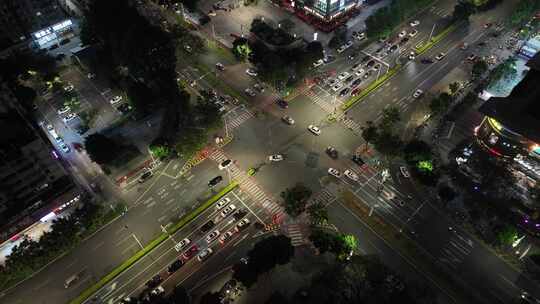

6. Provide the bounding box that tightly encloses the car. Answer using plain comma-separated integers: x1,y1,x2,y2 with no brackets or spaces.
460,42,468,50
235,219,250,232
351,78,362,87
327,78,338,87
352,154,365,166
269,154,284,162
413,89,423,98
182,245,199,260
339,88,350,96
421,58,434,64
63,84,74,92
326,146,338,159
354,69,365,77
253,83,265,93
409,30,418,37
168,259,184,273
174,238,191,252
366,60,375,68
400,166,410,178
323,55,335,63
308,125,321,135
344,169,359,181
219,231,234,244
246,68,258,77
59,142,70,153
45,124,54,131
410,20,420,27
57,106,70,115
282,115,295,125
466,54,477,62
276,99,289,109
216,198,231,209
138,171,153,183
408,51,416,60
344,75,354,83
382,189,396,200
313,59,324,67
337,72,350,80
146,275,163,289
200,220,216,233
435,52,446,60
521,291,540,303
221,204,237,218
348,54,356,62
372,64,381,71
389,45,398,52
337,45,347,53
351,63,361,71
208,175,223,187
233,209,248,221
87,73,96,79
215,62,225,71
206,230,221,243
151,286,165,296
328,168,341,178
483,22,492,29
219,159,232,170
345,40,353,48
351,87,362,96
398,30,407,38
244,88,256,97
110,95,122,105
117,103,132,114
197,248,213,261
332,83,343,92
62,113,77,123
363,70,372,79
361,55,371,63
356,32,366,40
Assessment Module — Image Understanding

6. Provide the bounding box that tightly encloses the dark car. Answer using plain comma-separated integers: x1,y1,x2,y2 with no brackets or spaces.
366,60,375,68
326,146,338,159
398,37,409,45
168,259,184,273
389,45,398,52
138,171,153,183
55,53,66,61
146,275,163,289
339,88,350,97
351,78,362,87
276,99,289,109
351,87,362,96
60,38,71,45
344,75,354,83
117,103,132,114
361,55,371,63
208,175,223,187
352,154,365,166
200,220,216,233
421,58,434,64
233,209,248,221
182,245,199,260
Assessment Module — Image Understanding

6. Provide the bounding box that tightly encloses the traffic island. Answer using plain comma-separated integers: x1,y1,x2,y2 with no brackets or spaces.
70,181,239,304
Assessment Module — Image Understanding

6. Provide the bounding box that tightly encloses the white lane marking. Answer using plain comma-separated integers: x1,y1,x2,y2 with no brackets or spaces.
165,198,174,205
146,201,157,208
33,279,50,291
157,215,167,222
92,241,105,251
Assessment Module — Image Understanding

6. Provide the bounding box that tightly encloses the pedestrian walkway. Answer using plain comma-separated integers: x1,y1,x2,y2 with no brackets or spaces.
309,187,338,207
304,87,340,113
224,109,254,130
209,150,285,219
286,223,305,247
339,117,364,136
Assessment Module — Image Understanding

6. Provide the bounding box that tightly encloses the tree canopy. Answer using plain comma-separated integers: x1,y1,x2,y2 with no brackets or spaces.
281,183,313,217
84,133,122,165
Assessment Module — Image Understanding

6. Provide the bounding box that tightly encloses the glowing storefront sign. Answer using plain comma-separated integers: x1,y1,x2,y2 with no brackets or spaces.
488,117,503,132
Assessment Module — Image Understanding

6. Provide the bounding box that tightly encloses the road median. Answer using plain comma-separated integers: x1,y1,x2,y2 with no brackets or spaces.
415,23,459,55
70,181,239,304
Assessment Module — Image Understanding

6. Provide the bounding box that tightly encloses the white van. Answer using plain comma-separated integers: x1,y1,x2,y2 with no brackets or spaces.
49,129,63,143
64,274,79,288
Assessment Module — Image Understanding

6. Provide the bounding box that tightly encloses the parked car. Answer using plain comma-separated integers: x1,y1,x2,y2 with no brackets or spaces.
351,87,362,96
400,166,410,178
412,89,423,98
168,259,184,273
421,58,434,64
410,20,420,27
182,245,199,260
221,205,237,218
62,113,77,123
328,168,341,178
337,72,350,80
235,219,250,232
435,52,446,60
332,83,344,92
206,230,220,243
344,169,359,181
138,171,153,183
313,59,324,67
269,154,284,162
398,30,407,38
276,99,289,109
352,154,365,166
215,62,225,71
110,95,123,105
197,248,213,261
326,146,338,159
208,176,223,187
175,238,191,252
409,30,418,37
146,275,163,289
219,231,234,244
216,198,231,209
244,88,256,97
339,88,350,97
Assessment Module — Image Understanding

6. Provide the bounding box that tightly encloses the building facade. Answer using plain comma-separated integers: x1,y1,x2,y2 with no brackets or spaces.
295,0,362,21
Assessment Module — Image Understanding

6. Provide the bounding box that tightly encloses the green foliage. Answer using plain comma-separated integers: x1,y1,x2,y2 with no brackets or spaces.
380,106,401,131
365,0,435,38
280,183,313,217
487,57,518,88
496,225,518,247
309,229,336,254
232,38,252,60
472,59,489,79
361,121,379,145
308,202,328,223
449,82,461,95
373,131,403,158
84,133,122,165
149,143,171,159
429,92,453,116
452,1,476,21
403,140,440,186
510,0,540,26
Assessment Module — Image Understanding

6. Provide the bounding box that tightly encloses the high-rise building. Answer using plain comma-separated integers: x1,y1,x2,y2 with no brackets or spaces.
0,82,77,241
297,0,362,21
0,0,66,51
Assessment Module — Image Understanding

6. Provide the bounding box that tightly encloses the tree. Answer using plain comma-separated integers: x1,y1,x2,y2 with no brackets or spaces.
361,121,379,149
199,291,220,304
307,202,328,223
438,185,457,202
374,131,403,158
79,17,97,45
249,235,294,274
452,1,476,21
449,82,460,95
278,19,295,33
12,85,37,111
280,183,312,217
487,57,517,87
333,234,357,261
232,261,259,288
232,38,251,61
265,291,290,304
472,60,489,79
429,92,453,116
403,140,440,186
149,143,171,159
380,106,400,131
309,229,336,254
84,133,122,165
496,225,517,247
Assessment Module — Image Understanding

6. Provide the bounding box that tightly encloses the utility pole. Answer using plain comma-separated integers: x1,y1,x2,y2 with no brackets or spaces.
428,23,437,42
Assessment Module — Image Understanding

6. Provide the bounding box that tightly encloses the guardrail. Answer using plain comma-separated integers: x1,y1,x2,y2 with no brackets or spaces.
70,181,239,304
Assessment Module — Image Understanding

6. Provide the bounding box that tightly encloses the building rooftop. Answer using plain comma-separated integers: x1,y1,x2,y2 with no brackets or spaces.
479,52,540,143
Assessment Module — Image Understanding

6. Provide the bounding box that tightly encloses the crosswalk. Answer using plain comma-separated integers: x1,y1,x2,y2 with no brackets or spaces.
340,117,364,136
224,108,254,130
287,223,305,247
304,88,339,113
209,149,285,218
430,6,450,18
437,231,474,270
309,187,337,207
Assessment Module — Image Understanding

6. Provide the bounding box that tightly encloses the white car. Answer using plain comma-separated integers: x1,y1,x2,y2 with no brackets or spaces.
313,59,324,68
282,116,295,125
221,204,236,218
62,113,77,123
216,197,231,209
57,106,70,115
409,30,418,37
337,45,347,53
332,83,343,92
345,40,353,48
197,248,213,261
87,73,96,79
308,125,321,135
328,168,341,178
59,142,70,153
410,20,420,27
63,84,74,92
398,30,407,38
235,219,250,232
110,95,122,105
206,230,220,243
408,51,416,60
356,32,366,40
151,286,165,295
246,68,258,77
269,154,284,162
382,190,396,200
344,169,359,181
337,72,350,80
218,159,232,170
435,52,446,60
413,89,423,98
354,69,365,77
400,166,410,178
176,238,191,251
46,124,54,131
244,88,256,97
